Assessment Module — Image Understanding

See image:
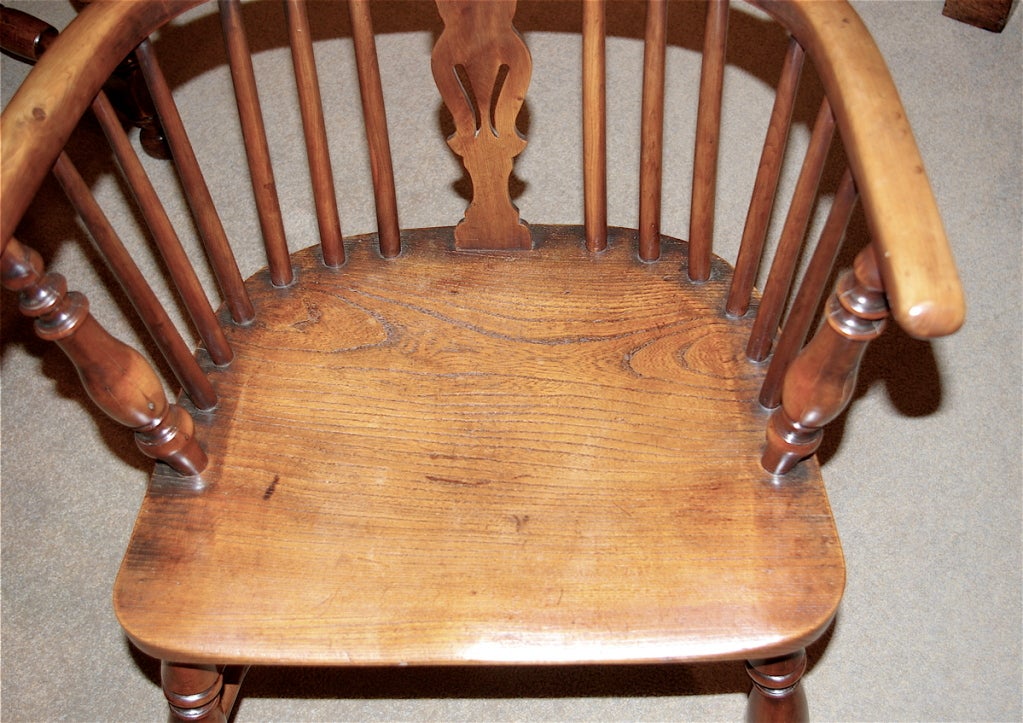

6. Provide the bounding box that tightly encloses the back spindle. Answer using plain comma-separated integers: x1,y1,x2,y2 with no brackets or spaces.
688,0,729,282
432,0,533,250
88,90,234,368
759,167,858,409
638,0,666,261
747,97,836,362
349,0,401,258
135,38,255,324
1,237,207,476
51,151,219,411
582,0,607,252
219,0,293,287
284,0,345,268
727,36,805,317
0,4,227,405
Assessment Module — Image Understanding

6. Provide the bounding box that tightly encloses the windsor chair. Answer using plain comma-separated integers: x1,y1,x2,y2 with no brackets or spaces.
0,0,964,720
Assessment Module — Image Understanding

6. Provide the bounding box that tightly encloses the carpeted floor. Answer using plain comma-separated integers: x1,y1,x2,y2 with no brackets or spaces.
1,1,1020,720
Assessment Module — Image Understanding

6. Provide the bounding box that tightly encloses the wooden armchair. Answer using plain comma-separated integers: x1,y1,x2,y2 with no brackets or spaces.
0,0,964,720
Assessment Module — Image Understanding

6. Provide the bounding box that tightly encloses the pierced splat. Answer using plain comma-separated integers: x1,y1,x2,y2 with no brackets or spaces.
432,0,532,249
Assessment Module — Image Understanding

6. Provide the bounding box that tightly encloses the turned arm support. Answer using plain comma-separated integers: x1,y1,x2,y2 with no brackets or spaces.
762,245,888,475
1,237,207,476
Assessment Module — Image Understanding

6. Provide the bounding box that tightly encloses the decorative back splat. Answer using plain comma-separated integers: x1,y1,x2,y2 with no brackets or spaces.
432,0,532,249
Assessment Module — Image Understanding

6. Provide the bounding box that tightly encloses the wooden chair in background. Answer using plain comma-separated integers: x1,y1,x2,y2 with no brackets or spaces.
0,0,963,720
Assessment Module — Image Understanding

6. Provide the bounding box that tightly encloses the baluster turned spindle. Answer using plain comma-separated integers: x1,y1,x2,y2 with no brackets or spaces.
688,0,729,282
638,0,666,261
284,0,345,268
1,237,207,476
0,3,228,402
762,244,889,475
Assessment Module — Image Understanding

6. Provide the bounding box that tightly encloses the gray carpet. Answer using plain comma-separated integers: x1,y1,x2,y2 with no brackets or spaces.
1,0,1020,720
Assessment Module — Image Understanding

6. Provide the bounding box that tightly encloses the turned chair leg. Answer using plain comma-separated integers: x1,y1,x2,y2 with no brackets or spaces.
162,661,226,722
745,649,809,723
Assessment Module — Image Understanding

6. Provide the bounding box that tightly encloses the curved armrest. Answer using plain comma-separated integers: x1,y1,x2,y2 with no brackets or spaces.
0,0,203,253
752,0,965,339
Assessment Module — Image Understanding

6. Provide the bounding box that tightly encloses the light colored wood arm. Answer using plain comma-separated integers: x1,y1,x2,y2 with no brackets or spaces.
0,0,204,253
752,0,965,339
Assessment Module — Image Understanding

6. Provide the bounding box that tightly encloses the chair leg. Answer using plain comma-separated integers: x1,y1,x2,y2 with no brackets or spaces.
161,661,226,722
745,649,809,723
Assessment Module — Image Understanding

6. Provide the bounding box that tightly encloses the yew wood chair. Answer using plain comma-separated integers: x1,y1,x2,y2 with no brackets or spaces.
0,0,964,719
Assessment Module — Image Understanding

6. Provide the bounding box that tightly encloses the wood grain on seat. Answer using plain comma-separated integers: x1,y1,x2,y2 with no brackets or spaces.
115,228,843,667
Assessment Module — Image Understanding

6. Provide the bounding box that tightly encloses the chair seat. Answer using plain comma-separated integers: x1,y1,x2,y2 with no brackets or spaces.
114,226,844,667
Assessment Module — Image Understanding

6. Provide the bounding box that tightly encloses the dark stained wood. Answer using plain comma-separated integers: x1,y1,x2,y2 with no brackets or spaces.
762,245,889,475
51,151,218,411
746,98,835,362
284,0,345,268
115,229,843,666
749,0,964,338
942,0,1015,32
638,0,666,261
688,0,729,282
135,38,256,324
349,0,401,258
89,91,234,369
432,0,532,250
582,0,607,252
727,37,805,317
745,650,809,722
0,0,969,718
1,237,207,476
0,4,57,63
760,167,858,409
0,4,170,157
218,0,292,287
162,661,226,722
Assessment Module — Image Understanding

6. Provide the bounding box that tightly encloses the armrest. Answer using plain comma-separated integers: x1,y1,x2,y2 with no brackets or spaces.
752,0,966,339
0,0,204,254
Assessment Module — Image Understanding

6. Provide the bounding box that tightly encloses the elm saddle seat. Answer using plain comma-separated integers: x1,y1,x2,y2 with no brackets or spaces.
0,0,964,721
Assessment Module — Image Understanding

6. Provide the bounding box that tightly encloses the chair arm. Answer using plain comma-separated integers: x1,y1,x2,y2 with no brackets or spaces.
0,0,205,254
752,0,965,339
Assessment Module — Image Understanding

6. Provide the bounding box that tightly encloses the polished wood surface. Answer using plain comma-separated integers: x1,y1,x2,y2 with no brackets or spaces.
135,37,256,324
727,36,804,318
284,0,345,268
115,229,843,666
51,150,219,411
746,650,810,722
751,0,965,338
433,0,533,249
218,0,292,287
350,0,401,257
689,0,728,282
1,1,968,719
637,0,666,261
763,245,890,474
746,98,836,363
943,0,1015,32
581,0,607,252
1,237,207,476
